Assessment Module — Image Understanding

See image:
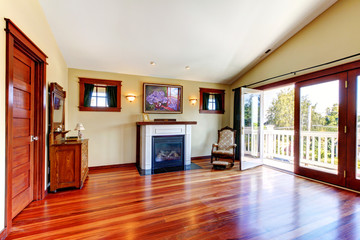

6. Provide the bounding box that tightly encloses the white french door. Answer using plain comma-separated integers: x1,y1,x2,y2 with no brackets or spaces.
240,88,264,170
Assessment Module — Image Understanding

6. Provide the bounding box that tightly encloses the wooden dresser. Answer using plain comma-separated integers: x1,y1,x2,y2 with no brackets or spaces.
49,139,89,192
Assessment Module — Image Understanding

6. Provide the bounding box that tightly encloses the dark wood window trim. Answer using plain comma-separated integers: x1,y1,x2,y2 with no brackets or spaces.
199,88,225,114
79,77,122,112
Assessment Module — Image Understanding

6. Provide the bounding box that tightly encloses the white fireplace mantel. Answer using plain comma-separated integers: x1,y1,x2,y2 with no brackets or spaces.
136,121,197,174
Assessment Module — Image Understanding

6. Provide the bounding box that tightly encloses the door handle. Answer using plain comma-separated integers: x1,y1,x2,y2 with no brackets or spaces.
31,136,39,142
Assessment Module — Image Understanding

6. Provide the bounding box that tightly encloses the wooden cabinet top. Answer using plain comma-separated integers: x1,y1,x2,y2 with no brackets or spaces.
51,139,88,146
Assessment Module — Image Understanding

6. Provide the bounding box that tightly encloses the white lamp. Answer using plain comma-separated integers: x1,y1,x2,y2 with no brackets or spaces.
74,123,85,139
126,95,136,102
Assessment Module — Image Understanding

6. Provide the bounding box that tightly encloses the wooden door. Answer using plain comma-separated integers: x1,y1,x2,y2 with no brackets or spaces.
5,19,47,235
294,73,347,186
10,47,35,218
346,69,360,191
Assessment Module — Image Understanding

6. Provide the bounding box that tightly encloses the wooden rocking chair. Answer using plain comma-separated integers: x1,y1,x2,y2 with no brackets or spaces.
211,126,236,169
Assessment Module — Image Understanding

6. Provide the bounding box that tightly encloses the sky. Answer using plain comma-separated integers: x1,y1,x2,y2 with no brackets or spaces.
263,81,339,117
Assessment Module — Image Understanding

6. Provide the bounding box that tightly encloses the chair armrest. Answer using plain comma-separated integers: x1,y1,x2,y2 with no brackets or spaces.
211,143,218,153
230,144,237,148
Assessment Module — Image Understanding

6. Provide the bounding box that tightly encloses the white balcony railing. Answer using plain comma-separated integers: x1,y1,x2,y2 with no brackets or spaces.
244,128,338,171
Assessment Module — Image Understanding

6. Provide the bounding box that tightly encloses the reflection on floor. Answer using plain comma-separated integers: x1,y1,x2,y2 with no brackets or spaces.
137,162,202,175
241,161,262,170
264,158,294,172
241,155,263,170
242,155,295,172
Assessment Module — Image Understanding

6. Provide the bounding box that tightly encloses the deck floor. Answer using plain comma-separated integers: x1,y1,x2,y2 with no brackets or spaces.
6,159,360,240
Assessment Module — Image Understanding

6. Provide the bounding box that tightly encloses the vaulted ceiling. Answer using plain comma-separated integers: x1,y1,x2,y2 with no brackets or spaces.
39,0,337,84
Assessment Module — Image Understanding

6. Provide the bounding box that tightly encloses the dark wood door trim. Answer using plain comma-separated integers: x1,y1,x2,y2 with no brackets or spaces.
346,69,360,191
5,18,47,234
294,73,347,186
256,59,360,91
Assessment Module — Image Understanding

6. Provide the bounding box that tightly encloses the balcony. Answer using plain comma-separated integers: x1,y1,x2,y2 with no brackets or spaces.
244,127,340,174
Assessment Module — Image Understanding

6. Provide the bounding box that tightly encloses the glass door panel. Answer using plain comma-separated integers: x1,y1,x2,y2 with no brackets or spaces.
240,88,264,170
299,80,339,174
295,73,346,186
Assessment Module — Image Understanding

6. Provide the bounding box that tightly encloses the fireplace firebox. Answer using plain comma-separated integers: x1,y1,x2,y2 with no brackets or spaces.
136,122,197,175
152,135,184,170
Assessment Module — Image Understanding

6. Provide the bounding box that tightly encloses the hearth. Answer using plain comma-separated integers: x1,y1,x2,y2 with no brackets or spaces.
136,121,197,175
152,135,184,170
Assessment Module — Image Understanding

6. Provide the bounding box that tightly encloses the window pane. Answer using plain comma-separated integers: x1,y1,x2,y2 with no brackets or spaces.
97,87,106,94
89,86,108,107
90,96,96,107
357,76,360,179
97,97,107,107
243,93,260,158
299,80,339,174
208,94,215,110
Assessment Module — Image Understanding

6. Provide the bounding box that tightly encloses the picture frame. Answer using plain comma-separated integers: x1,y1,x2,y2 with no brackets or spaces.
142,113,150,122
143,83,183,114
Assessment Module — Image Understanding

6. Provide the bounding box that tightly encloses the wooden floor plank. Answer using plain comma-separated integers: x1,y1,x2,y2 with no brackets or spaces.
6,160,360,239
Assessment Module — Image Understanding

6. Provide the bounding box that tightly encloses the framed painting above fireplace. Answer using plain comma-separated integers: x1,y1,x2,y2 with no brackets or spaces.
143,83,183,114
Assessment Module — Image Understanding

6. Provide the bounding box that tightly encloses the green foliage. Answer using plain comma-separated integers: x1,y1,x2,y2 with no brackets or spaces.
299,96,326,131
244,97,251,127
266,88,339,132
325,104,339,126
244,94,260,127
266,88,294,128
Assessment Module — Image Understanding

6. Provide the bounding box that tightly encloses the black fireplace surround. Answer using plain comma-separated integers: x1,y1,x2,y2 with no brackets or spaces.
136,134,202,175
152,135,184,172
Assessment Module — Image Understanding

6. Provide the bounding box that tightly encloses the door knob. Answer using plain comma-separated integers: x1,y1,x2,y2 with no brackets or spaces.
31,136,39,142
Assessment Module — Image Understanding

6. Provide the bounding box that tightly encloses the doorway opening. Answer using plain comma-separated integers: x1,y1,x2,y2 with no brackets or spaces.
263,85,295,172
237,60,360,192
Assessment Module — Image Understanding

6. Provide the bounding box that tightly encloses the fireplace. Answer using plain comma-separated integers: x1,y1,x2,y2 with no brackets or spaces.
136,122,197,175
152,135,184,170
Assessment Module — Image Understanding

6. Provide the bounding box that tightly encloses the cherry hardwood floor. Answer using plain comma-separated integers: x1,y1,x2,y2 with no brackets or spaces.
6,160,360,240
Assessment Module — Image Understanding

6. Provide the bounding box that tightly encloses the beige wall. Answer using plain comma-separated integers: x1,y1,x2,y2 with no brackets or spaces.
231,0,360,89
0,0,68,233
230,0,360,126
68,68,231,167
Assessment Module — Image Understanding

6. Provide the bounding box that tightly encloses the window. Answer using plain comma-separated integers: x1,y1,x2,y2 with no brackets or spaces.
199,88,225,114
79,78,122,112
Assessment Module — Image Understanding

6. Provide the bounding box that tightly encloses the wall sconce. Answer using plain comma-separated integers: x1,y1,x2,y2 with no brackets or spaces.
189,98,197,105
126,95,136,102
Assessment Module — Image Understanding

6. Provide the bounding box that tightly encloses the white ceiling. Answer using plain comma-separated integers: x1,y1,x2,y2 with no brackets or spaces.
39,0,337,84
